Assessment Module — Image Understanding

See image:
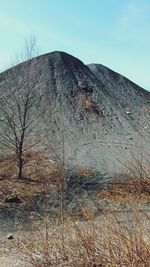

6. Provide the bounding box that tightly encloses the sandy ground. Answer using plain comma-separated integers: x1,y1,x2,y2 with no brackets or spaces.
0,256,28,267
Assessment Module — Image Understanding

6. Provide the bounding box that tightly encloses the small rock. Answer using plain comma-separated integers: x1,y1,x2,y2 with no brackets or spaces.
7,234,14,240
4,196,22,204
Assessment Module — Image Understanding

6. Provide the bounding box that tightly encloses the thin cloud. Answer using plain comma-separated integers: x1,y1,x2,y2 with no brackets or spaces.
115,2,150,42
121,3,144,25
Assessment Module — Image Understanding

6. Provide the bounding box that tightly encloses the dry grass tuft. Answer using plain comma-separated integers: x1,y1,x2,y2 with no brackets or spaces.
99,161,150,202
5,211,150,267
0,154,18,179
77,168,93,178
0,148,62,204
0,148,60,182
1,155,150,266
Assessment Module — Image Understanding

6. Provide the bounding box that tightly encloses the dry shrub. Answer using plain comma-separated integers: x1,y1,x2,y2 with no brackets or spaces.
0,148,61,182
78,92,97,114
124,160,150,195
8,211,150,267
23,148,61,182
100,160,150,200
0,154,18,179
77,168,93,178
0,148,62,203
98,214,150,267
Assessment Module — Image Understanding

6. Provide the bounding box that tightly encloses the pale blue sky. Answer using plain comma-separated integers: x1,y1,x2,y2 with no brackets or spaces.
0,0,150,90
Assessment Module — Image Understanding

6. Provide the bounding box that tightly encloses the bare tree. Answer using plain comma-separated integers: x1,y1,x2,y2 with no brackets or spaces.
0,37,40,179
22,35,39,61
11,34,39,66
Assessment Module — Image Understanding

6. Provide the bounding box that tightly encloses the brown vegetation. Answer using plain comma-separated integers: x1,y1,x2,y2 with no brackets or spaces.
0,151,150,266
3,211,150,267
0,148,62,204
99,161,150,202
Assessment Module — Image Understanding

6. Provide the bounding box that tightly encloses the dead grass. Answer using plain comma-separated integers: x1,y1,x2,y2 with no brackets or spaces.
1,154,150,266
4,210,150,267
0,148,60,181
77,168,93,178
77,92,99,114
0,148,62,204
98,161,150,203
0,153,149,211
0,154,18,179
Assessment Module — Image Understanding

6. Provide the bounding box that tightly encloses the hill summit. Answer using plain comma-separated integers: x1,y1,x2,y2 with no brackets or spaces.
0,51,150,181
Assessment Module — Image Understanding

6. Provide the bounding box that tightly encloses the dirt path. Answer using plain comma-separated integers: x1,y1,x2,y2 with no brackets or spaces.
0,255,28,267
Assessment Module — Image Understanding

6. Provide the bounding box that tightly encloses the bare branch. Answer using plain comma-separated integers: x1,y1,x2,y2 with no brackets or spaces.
0,36,41,179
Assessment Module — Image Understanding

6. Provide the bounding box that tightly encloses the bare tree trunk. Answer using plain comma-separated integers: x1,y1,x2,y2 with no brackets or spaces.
18,153,23,179
18,139,24,179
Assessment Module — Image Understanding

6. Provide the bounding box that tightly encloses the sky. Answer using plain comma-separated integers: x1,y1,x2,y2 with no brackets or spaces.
0,0,150,90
